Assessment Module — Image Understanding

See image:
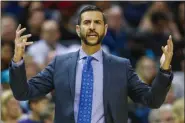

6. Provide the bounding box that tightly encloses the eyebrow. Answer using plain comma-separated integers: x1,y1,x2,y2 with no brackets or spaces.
83,19,102,22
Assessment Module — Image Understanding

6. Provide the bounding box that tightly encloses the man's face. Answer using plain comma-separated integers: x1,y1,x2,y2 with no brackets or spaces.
1,17,17,42
142,59,157,82
29,11,45,29
77,11,107,46
31,99,49,115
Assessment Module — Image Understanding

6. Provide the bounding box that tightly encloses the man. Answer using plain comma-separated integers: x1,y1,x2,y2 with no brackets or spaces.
10,5,173,123
27,20,68,69
18,96,50,123
1,14,18,43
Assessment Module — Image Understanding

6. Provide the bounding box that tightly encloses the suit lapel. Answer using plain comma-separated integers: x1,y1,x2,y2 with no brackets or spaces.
102,51,112,116
68,50,79,100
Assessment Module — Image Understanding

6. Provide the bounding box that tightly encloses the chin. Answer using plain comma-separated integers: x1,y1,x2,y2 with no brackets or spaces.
88,40,98,44
86,40,100,46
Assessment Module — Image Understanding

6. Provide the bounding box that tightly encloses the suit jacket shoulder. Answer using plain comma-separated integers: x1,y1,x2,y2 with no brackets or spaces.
54,51,79,66
104,52,129,64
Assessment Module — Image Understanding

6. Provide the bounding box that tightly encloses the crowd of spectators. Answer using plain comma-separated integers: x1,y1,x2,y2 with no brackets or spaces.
1,1,184,123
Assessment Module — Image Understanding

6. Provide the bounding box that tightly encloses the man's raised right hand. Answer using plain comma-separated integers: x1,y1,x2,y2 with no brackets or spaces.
13,24,33,63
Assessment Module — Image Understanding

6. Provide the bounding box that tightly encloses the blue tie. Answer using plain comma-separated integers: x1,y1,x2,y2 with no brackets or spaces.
77,56,94,123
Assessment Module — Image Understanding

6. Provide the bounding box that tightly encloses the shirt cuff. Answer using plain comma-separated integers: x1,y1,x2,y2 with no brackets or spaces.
12,59,24,67
159,67,174,81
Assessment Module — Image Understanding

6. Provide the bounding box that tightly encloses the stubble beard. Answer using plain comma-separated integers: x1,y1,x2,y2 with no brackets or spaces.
80,31,105,46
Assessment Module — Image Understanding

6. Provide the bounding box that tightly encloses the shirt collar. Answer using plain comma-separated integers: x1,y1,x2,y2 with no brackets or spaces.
79,47,102,62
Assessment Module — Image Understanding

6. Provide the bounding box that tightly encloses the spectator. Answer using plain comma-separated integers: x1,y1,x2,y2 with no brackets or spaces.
136,56,157,85
26,9,46,42
1,90,26,123
172,98,184,123
1,42,14,90
17,2,44,27
139,1,171,31
103,4,132,56
139,2,182,42
24,54,40,80
58,2,80,41
128,57,156,123
27,20,68,69
177,2,185,39
19,96,50,123
1,14,18,43
137,11,170,59
1,42,14,71
159,104,175,123
40,103,55,123
28,2,43,12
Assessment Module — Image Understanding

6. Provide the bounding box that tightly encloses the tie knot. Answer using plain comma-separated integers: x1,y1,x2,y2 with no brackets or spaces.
85,56,94,63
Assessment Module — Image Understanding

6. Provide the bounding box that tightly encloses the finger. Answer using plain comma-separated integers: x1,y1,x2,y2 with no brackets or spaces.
24,42,33,46
161,46,165,53
165,45,168,52
16,24,21,32
167,35,171,52
20,34,32,41
169,35,173,52
16,28,26,37
163,45,168,50
167,39,171,52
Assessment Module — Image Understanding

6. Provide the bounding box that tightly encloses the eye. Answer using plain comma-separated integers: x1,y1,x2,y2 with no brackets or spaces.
83,20,91,25
95,20,101,24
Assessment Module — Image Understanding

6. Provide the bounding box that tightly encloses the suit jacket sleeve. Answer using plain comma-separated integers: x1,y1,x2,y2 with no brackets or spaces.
126,60,173,108
9,56,56,101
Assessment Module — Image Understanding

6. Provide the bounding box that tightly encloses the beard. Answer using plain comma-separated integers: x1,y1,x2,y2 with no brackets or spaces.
80,31,105,46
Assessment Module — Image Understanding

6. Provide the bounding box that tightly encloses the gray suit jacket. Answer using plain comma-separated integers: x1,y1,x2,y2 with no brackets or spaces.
9,50,173,123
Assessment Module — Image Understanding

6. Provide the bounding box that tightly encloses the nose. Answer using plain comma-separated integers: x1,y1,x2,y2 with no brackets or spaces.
90,22,95,30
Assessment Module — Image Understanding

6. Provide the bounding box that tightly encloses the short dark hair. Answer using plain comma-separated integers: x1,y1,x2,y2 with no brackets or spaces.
28,96,48,110
78,5,106,25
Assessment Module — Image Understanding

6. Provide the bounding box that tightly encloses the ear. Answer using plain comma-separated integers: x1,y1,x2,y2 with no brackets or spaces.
76,25,81,37
104,24,108,36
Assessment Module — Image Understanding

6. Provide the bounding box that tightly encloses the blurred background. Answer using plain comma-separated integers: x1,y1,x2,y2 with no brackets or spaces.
1,1,184,123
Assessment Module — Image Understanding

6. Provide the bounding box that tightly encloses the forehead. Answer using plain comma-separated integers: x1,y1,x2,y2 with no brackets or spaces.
81,11,103,21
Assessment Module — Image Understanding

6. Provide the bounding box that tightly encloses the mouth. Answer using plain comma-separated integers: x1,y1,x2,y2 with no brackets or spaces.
88,35,97,38
87,32,98,38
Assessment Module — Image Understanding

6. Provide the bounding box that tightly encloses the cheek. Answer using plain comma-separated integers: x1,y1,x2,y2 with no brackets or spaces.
80,28,86,35
38,101,48,112
7,103,20,113
97,27,105,35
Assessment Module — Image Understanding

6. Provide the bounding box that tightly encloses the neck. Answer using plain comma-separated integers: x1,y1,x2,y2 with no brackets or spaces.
82,42,101,55
30,111,40,121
